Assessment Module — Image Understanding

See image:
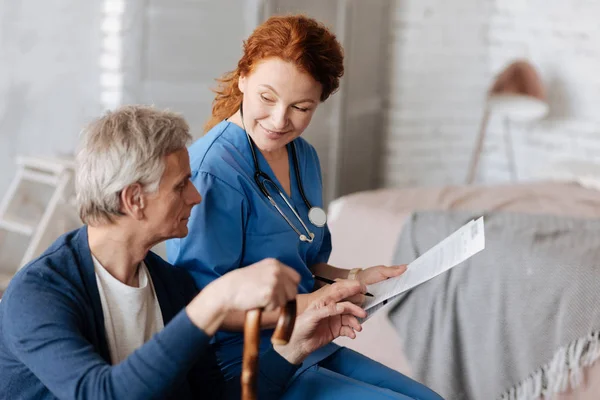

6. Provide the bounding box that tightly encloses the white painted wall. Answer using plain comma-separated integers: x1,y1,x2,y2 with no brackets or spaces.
0,0,103,197
383,0,600,187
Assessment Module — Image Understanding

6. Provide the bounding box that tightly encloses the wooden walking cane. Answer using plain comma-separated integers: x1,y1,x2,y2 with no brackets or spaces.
242,300,297,400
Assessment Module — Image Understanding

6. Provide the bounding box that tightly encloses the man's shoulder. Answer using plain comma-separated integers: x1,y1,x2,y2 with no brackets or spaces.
8,227,86,291
0,228,89,337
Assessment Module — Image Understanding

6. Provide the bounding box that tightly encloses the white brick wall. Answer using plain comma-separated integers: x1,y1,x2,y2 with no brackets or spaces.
383,0,600,187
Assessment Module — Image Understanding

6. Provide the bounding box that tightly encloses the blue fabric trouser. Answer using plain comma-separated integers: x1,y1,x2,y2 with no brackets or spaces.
282,347,444,400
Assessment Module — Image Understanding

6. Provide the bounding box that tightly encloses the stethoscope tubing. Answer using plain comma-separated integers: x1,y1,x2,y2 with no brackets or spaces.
239,102,325,242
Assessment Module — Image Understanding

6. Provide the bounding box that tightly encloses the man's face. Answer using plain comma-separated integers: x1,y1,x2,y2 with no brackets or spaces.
143,149,201,241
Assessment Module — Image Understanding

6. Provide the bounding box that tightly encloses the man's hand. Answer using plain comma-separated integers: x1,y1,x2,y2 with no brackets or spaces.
186,258,300,335
218,258,300,312
274,280,367,364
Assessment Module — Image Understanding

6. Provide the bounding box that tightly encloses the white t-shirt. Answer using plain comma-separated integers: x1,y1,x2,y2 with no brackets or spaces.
93,257,164,364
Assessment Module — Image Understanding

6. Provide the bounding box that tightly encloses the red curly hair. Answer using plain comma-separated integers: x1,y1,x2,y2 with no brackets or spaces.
204,15,345,133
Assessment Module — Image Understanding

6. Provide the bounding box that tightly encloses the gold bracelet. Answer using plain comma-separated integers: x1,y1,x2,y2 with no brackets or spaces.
347,268,362,281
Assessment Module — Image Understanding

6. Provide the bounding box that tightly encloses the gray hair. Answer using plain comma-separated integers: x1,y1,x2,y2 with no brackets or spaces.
76,105,192,225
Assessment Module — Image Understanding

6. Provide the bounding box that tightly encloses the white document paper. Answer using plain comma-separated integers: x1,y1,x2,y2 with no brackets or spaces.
363,217,485,317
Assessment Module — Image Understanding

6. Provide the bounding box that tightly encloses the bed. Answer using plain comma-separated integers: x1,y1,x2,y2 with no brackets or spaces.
329,181,600,400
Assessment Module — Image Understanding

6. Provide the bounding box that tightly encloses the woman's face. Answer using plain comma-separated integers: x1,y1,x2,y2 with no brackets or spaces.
238,57,323,154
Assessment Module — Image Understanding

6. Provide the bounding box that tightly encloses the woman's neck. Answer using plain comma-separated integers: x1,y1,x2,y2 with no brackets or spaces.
228,109,243,129
261,146,288,163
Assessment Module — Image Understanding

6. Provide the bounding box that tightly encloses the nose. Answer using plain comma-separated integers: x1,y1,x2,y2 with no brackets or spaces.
187,184,202,206
270,105,289,131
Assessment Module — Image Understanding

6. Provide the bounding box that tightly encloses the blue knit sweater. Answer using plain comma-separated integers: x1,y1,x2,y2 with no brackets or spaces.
0,227,298,399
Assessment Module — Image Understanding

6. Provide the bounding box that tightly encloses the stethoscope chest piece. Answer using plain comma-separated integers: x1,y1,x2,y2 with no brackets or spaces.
308,207,327,227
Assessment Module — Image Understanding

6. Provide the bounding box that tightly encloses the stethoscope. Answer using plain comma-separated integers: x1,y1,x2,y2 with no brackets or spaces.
240,103,327,243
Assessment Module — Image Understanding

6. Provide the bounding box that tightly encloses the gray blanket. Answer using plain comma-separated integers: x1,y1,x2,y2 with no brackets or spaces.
386,211,600,400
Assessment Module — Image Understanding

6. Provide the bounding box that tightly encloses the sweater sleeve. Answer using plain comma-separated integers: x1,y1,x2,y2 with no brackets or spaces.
2,274,214,400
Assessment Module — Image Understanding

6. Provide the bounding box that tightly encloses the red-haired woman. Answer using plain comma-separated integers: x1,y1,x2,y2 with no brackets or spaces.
167,15,442,399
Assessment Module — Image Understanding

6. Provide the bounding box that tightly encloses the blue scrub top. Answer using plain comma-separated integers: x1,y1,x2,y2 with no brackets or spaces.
166,120,335,378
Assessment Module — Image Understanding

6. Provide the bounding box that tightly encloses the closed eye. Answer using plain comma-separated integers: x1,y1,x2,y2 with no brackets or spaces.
260,94,275,103
293,105,310,112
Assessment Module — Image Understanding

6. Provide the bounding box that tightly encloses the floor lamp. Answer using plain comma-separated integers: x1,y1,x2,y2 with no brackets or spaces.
466,60,549,184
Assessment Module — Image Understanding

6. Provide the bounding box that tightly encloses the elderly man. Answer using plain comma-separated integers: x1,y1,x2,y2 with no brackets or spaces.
0,105,366,399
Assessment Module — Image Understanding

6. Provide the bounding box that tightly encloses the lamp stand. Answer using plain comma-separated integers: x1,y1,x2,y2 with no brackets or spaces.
503,117,518,182
466,111,518,185
466,108,490,184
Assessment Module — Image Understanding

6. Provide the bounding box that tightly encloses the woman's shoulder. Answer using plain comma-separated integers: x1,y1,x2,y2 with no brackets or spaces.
293,136,316,153
293,137,323,176
187,121,251,193
188,120,231,169
293,136,320,162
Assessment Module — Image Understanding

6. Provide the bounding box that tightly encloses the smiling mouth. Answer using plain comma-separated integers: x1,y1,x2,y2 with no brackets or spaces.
260,124,290,136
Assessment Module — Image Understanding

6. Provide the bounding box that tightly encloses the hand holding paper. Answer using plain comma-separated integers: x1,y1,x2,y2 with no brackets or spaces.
353,264,408,286
363,217,486,315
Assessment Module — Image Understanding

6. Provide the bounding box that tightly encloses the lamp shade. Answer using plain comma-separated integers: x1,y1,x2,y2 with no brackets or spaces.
487,60,549,121
466,59,548,184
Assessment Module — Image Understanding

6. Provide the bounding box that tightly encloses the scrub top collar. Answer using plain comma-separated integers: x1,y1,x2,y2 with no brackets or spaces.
220,120,302,207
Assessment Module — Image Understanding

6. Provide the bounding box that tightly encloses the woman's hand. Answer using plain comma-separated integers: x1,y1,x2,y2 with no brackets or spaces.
354,264,407,286
186,258,300,334
305,278,369,308
274,280,367,365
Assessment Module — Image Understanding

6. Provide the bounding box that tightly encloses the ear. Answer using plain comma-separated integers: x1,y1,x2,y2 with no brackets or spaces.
119,183,145,220
238,74,247,94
